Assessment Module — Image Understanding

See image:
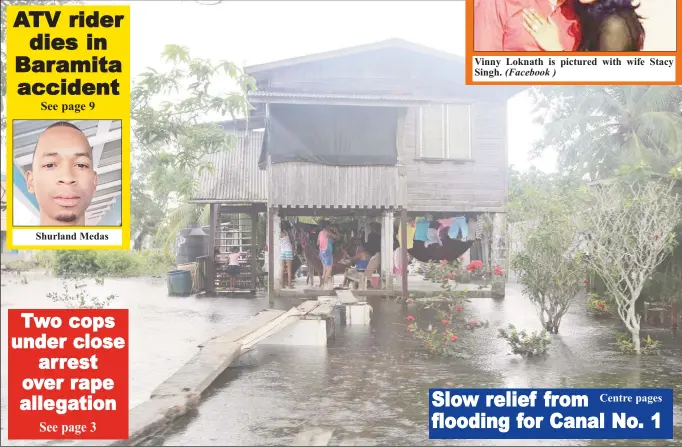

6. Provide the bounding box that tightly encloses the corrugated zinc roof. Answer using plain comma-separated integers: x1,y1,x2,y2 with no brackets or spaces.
244,38,465,75
190,130,266,203
248,91,432,102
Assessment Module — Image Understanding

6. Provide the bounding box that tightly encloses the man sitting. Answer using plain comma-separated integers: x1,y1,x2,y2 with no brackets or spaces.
342,245,370,288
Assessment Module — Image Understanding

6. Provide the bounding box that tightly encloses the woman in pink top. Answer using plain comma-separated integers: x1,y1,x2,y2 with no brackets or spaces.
317,220,338,289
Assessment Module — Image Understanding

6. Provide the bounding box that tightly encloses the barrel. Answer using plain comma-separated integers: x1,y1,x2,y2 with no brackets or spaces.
167,270,193,296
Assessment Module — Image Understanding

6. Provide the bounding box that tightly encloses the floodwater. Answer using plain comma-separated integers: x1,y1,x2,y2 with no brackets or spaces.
1,271,680,446
0,270,266,446
157,283,681,446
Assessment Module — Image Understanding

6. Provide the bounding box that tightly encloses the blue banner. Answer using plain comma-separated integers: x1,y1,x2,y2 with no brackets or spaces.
429,388,673,439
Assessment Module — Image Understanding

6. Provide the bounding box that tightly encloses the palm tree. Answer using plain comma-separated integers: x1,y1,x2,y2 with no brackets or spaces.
531,85,682,181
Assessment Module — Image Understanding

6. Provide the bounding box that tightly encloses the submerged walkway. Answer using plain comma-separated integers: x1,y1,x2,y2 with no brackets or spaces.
159,283,682,446
0,274,272,446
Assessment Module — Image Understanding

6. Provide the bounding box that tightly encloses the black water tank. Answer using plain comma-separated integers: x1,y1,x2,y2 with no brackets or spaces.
176,224,208,264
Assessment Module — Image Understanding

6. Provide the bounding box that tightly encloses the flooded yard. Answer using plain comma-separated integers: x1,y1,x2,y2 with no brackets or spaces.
1,273,679,446
0,271,268,445
157,283,681,446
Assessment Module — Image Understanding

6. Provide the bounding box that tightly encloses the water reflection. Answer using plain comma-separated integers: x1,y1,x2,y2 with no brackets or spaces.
160,284,680,446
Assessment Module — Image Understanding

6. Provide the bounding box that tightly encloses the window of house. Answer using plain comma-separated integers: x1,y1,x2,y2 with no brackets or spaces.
418,103,472,160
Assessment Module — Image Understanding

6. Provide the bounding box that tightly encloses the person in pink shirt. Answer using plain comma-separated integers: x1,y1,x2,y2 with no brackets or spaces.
317,220,338,289
474,0,581,51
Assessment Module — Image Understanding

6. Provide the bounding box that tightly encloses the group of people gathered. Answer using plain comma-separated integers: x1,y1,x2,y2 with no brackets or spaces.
278,219,388,289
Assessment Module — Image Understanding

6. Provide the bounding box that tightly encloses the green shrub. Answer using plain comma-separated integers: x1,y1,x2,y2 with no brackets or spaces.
54,251,100,278
498,324,551,357
615,331,661,356
95,251,140,276
3,260,35,272
35,251,57,272
53,249,175,278
138,249,176,275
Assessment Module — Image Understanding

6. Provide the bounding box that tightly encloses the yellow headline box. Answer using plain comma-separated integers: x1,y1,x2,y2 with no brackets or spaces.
5,5,131,250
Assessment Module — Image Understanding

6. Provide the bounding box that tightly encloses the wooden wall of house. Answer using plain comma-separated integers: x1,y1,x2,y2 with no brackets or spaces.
402,103,507,212
256,48,508,211
267,163,401,208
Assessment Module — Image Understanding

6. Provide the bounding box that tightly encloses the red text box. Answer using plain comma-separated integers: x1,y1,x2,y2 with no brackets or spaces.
8,309,129,440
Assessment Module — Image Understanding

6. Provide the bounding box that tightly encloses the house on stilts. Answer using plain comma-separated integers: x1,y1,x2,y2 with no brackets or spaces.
191,38,523,299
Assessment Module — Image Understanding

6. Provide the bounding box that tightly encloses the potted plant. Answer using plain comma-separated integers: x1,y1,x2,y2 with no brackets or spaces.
491,265,505,297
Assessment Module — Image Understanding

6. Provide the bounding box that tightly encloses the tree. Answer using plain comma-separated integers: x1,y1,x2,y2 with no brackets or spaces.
510,182,588,334
582,179,681,354
507,165,584,222
130,45,255,248
131,44,254,195
1,1,81,140
530,86,682,181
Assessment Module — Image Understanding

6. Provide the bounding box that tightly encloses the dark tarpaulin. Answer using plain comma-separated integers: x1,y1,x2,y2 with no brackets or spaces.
259,104,401,168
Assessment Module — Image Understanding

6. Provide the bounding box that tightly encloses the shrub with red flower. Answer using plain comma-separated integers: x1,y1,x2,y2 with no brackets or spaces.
406,260,489,356
587,293,612,317
494,265,504,276
466,260,484,273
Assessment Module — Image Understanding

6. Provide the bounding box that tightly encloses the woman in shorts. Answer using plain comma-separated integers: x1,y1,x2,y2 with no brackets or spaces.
227,246,241,292
280,221,295,289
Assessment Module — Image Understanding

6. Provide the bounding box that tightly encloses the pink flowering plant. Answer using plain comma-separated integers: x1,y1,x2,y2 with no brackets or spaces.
466,260,484,274
406,260,489,356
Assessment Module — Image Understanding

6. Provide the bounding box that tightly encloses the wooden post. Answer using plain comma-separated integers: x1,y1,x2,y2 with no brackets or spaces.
491,212,507,298
268,207,275,305
250,208,258,293
206,203,217,295
400,209,409,299
380,210,395,292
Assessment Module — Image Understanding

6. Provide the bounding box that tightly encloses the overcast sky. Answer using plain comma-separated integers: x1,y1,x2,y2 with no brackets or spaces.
2,1,562,174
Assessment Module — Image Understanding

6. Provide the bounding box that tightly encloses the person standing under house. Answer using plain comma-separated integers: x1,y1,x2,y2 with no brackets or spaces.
280,220,295,289
318,220,338,289
226,246,241,292
363,222,382,257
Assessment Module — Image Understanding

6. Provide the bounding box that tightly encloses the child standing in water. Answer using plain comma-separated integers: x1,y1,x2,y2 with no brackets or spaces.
227,246,241,292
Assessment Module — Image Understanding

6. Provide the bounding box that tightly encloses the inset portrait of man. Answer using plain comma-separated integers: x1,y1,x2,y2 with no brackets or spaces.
25,121,98,226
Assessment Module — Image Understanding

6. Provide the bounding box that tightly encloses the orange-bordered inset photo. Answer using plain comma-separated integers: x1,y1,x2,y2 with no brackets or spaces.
471,0,677,53
467,0,681,85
